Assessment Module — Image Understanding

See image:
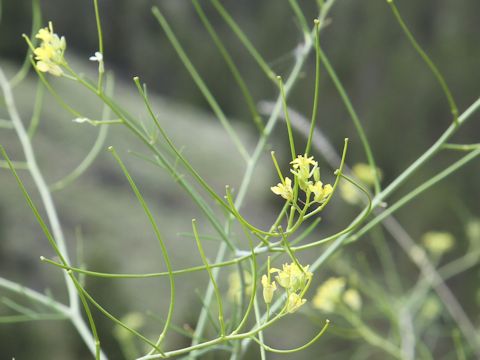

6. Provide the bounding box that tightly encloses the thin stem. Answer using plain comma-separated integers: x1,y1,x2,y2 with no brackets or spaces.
305,20,321,156
252,320,330,354
50,75,113,191
0,67,107,359
151,6,250,162
192,0,263,132
192,219,225,336
387,0,458,125
352,148,480,241
109,147,175,352
10,0,41,88
277,76,297,161
210,0,276,82
92,0,105,91
27,80,44,138
318,45,381,194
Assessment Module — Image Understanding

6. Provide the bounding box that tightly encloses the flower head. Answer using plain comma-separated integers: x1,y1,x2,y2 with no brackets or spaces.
261,275,277,304
33,22,66,76
271,177,293,201
290,155,318,191
286,292,306,313
309,181,333,203
270,262,312,293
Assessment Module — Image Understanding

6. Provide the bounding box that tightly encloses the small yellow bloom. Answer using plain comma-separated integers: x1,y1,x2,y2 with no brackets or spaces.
343,289,362,311
421,231,455,255
270,262,312,293
33,22,66,76
271,177,293,201
309,181,333,203
286,293,306,313
290,155,317,170
261,275,277,304
312,277,346,313
290,155,318,191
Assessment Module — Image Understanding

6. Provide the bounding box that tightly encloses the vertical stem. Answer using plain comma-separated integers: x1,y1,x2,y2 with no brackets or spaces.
0,67,107,360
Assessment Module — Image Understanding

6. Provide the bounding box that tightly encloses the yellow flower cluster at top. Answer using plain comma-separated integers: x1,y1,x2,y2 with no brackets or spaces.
271,155,333,204
262,261,312,314
33,22,66,76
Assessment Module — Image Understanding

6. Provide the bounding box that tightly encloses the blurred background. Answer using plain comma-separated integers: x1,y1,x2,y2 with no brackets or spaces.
1,0,479,358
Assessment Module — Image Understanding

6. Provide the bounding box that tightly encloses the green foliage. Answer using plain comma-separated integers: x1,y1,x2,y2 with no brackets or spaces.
1,0,480,359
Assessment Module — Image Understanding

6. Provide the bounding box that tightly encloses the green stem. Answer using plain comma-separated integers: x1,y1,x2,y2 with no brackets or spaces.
109,147,175,352
210,0,276,82
151,7,250,162
192,220,226,336
387,0,458,125
192,0,263,132
318,45,381,194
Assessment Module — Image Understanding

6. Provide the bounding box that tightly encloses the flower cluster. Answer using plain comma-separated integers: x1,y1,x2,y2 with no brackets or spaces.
33,22,66,76
271,155,332,205
262,261,312,313
312,277,362,313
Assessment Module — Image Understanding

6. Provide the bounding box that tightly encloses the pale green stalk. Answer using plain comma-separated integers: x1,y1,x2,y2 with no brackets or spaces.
0,67,107,360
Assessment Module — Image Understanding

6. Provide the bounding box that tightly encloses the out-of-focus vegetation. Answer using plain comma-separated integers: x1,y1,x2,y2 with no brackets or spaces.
1,0,480,359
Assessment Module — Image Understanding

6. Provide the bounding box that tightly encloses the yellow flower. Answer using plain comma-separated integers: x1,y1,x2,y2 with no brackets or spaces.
286,293,306,313
270,262,312,293
312,277,346,313
261,275,277,304
271,177,293,201
227,271,252,303
33,22,66,76
290,155,317,170
421,231,455,255
343,289,362,311
290,155,318,191
309,181,333,203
